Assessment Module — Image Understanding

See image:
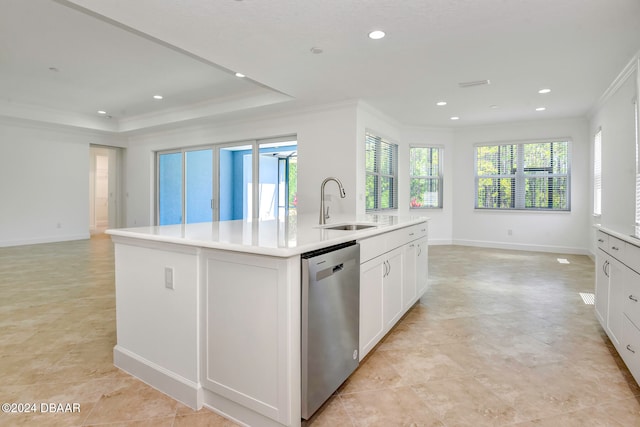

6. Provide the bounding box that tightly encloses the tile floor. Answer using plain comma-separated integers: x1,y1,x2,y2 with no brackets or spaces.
1,236,639,426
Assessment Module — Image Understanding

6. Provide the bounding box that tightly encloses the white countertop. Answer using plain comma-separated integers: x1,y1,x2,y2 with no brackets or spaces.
595,224,640,247
106,214,429,257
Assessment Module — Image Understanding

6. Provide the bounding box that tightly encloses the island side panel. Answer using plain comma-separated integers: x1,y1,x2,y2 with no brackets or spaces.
111,237,201,407
200,248,301,427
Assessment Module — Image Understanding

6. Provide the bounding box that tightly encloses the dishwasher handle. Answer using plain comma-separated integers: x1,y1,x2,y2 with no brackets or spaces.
316,259,354,282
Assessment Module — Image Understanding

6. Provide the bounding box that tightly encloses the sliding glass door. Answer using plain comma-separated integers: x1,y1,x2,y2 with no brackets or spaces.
158,151,183,225
157,137,297,225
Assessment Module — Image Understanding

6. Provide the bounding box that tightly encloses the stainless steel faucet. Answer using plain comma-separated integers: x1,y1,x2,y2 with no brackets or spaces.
319,177,346,225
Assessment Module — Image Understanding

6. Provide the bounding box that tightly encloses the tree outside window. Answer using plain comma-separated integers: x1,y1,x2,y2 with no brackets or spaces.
410,146,442,209
475,140,570,211
366,132,398,211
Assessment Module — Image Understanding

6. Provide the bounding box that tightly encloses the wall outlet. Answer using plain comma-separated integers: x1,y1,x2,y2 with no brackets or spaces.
507,229,513,236
165,267,174,290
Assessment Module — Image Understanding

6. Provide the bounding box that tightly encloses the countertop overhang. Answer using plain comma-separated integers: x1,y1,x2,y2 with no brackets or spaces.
106,214,429,257
594,224,640,246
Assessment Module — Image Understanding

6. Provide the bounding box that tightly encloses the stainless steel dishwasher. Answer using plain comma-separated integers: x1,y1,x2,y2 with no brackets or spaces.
301,241,360,420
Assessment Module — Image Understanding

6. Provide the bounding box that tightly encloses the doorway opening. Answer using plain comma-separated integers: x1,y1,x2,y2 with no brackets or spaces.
89,145,122,234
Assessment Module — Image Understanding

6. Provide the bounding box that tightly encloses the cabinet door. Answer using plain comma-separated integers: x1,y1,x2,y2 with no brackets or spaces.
622,314,640,385
360,258,385,360
383,249,403,330
402,243,417,309
595,250,610,329
416,237,428,298
202,249,295,424
608,260,625,348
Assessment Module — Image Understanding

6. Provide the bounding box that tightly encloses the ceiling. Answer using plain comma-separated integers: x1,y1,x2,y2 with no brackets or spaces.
2,0,640,133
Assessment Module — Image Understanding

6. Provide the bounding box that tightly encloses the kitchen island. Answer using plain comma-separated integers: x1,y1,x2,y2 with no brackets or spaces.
106,214,428,427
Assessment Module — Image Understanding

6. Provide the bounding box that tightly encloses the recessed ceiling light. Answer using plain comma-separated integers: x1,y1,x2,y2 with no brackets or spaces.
153,95,163,100
368,30,386,40
536,107,546,111
235,72,245,78
450,116,460,120
489,104,499,109
436,101,447,106
538,88,551,94
97,110,107,115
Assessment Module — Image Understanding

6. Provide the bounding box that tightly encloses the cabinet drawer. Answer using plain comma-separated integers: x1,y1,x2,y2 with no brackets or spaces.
622,315,640,384
359,232,391,263
623,241,640,274
608,236,626,260
388,222,428,249
596,231,608,251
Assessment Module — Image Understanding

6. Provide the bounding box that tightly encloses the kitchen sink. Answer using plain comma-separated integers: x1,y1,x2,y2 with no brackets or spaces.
322,223,377,231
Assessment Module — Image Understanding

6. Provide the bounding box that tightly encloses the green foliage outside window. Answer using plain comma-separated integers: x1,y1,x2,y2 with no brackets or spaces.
366,133,397,211
475,141,570,210
410,146,442,208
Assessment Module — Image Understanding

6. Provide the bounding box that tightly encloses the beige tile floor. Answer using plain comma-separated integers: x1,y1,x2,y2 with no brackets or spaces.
1,236,639,426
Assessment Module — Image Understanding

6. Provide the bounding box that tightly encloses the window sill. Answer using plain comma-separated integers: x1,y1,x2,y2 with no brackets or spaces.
474,208,571,214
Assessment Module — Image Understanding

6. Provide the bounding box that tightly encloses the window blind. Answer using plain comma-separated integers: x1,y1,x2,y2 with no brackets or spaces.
366,132,398,211
594,129,602,216
409,146,443,208
475,140,570,211
635,100,640,232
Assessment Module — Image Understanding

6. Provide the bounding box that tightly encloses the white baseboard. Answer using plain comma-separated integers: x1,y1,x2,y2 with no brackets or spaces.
113,345,203,410
0,233,90,248
427,238,453,246
451,239,589,255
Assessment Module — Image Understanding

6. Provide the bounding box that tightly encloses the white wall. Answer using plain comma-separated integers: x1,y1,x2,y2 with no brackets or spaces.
400,126,455,245
123,102,359,227
589,64,638,250
0,118,124,246
451,117,591,254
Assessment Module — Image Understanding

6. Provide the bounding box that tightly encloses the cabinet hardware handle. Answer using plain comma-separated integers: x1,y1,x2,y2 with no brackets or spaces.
612,246,620,251
387,260,391,275
409,232,415,236
627,345,636,354
630,295,638,302
598,238,604,243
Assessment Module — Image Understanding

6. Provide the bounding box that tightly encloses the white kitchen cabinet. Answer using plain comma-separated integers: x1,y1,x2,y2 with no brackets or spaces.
383,248,404,330
403,242,417,309
595,249,610,327
358,221,428,360
359,257,385,359
608,259,625,348
201,248,299,426
415,237,429,298
595,228,640,386
359,247,403,360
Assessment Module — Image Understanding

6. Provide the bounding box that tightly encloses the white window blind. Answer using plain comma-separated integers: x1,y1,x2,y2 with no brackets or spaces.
366,132,398,211
475,140,571,211
594,128,602,216
409,146,443,208
635,99,640,234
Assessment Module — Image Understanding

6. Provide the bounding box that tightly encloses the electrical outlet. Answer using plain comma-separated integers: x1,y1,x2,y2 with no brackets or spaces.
165,267,174,290
507,229,513,236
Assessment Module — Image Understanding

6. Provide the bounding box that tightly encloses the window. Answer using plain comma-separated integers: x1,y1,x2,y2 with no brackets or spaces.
594,128,602,216
366,132,398,211
409,146,443,208
475,140,570,211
